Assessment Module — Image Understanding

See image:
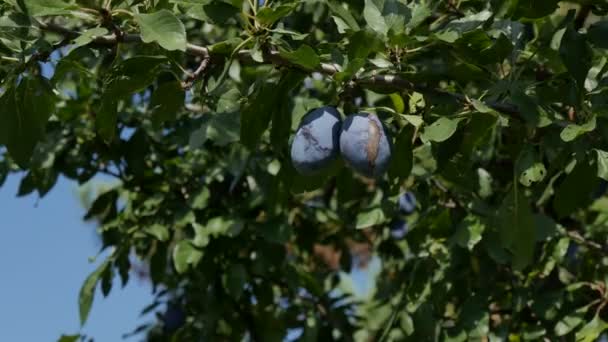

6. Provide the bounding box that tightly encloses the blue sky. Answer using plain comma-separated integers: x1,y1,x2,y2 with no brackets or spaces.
0,174,155,341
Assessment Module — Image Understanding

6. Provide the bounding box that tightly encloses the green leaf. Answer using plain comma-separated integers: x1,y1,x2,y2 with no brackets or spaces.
356,207,385,229
224,264,247,300
510,89,550,127
560,24,592,87
207,111,241,146
327,1,360,31
173,240,203,274
145,224,169,242
149,81,185,125
279,45,320,71
271,71,306,150
23,0,77,16
134,10,187,51
67,27,108,53
554,307,587,336
0,159,8,188
240,81,277,149
57,335,80,342
402,114,423,128
83,189,118,221
104,56,169,97
256,4,295,27
553,157,599,218
206,216,244,237
453,215,485,250
516,148,547,187
388,125,414,181
588,21,608,49
575,315,608,342
98,56,168,140
407,1,431,29
0,77,56,168
420,117,462,143
188,187,210,209
96,96,117,143
347,29,383,60
560,116,596,142
363,0,387,35
497,186,536,270
79,259,110,326
513,0,559,19
596,149,608,181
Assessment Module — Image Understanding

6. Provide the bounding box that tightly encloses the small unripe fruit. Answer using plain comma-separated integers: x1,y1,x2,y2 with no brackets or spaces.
290,106,342,175
398,191,417,215
339,113,391,178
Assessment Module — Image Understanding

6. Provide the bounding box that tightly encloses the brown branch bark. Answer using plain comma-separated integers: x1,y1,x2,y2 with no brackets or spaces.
39,22,523,118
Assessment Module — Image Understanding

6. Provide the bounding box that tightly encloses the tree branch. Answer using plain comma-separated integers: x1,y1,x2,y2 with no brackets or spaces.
39,22,523,118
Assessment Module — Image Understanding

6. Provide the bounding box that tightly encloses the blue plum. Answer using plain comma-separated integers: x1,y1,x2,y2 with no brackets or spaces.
339,113,392,178
398,191,417,215
290,106,342,175
390,219,408,240
162,304,186,333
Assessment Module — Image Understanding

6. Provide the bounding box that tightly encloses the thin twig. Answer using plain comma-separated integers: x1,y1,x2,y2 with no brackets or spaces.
564,230,605,252
37,22,525,119
181,56,211,90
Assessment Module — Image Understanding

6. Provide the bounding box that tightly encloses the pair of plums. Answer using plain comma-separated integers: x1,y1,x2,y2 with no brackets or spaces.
290,106,392,178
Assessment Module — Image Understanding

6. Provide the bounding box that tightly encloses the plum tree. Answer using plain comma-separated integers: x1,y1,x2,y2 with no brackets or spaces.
290,106,342,175
339,113,392,178
2,1,608,341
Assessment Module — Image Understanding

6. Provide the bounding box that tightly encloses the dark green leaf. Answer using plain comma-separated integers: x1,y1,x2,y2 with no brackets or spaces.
0,77,56,168
513,0,559,19
150,81,185,125
240,81,277,149
348,29,383,60
560,24,592,87
57,335,80,342
388,125,414,181
278,45,320,71
497,186,536,270
588,21,608,49
256,4,295,27
79,259,110,326
553,157,599,218
327,1,360,31
224,264,247,300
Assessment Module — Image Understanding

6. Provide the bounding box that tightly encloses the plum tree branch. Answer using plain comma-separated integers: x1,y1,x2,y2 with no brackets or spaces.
39,21,521,118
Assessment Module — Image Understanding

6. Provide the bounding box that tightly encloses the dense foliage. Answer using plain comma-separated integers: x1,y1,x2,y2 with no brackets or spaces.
3,0,608,340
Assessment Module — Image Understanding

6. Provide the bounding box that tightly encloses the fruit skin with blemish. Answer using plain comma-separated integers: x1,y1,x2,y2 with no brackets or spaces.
290,106,342,175
339,113,392,178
